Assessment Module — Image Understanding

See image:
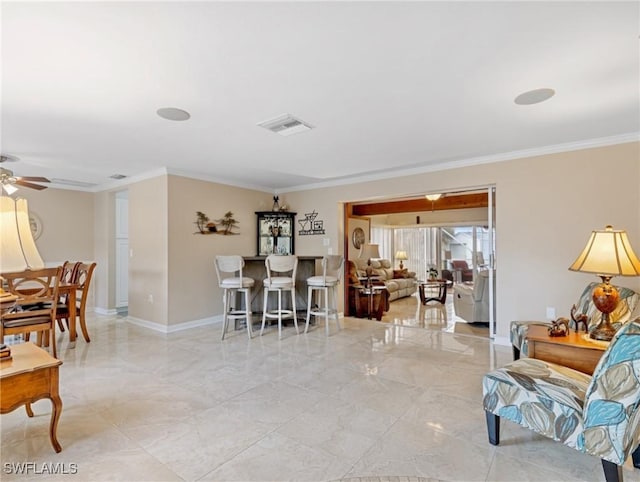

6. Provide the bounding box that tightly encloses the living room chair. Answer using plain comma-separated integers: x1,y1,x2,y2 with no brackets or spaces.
305,255,344,336
261,254,298,339
451,259,473,283
1,267,62,358
510,283,640,360
452,269,492,323
483,317,640,482
215,255,255,340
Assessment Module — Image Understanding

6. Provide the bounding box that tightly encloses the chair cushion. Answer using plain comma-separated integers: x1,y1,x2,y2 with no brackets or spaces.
483,358,590,449
221,277,254,288
307,275,338,287
264,277,293,288
3,315,52,329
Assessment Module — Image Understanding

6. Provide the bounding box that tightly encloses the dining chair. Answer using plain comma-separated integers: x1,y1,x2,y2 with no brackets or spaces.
261,254,298,339
305,255,344,336
54,261,81,332
214,255,255,340
55,262,96,343
1,266,62,358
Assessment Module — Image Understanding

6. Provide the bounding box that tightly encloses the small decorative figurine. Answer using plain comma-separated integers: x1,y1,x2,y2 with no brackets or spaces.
570,304,588,332
548,317,570,337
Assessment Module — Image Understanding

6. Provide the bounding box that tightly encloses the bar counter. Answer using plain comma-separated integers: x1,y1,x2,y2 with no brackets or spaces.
241,256,322,315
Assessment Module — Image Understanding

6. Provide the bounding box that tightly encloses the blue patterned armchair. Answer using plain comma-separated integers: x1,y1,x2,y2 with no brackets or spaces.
484,318,640,482
510,283,639,360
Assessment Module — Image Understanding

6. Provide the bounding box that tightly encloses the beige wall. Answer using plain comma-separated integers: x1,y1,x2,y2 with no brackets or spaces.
285,142,640,341
128,176,169,324
17,142,639,341
166,175,272,325
17,188,94,265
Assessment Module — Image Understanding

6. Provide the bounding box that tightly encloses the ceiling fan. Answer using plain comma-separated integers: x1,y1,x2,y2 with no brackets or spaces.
0,155,50,194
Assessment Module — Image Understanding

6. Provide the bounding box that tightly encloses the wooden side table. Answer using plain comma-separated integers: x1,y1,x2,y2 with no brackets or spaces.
0,342,63,452
526,325,608,375
355,285,387,320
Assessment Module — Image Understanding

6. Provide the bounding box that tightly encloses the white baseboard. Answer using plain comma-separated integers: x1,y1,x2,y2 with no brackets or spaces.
94,307,118,316
126,315,222,334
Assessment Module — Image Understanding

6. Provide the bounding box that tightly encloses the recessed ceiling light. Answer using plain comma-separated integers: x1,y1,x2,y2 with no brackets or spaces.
156,107,191,121
514,88,555,105
257,114,314,136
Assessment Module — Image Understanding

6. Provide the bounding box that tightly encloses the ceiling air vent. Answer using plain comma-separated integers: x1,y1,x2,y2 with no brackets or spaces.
110,174,127,180
257,114,314,137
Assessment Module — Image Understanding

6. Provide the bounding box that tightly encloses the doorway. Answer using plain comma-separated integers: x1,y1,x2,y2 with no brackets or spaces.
343,186,496,334
115,190,128,312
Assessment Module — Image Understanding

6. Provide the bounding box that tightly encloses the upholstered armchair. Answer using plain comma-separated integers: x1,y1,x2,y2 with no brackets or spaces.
453,270,491,323
483,318,640,482
510,283,640,360
451,259,473,283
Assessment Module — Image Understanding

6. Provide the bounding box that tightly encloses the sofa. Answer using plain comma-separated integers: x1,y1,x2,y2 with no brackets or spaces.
352,258,418,302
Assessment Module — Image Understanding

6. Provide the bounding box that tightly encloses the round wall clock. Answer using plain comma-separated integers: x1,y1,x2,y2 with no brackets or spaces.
352,227,365,249
29,212,43,240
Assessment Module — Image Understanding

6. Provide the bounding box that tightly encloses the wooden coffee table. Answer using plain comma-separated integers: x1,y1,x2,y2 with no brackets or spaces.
0,342,63,452
526,325,608,375
418,280,447,305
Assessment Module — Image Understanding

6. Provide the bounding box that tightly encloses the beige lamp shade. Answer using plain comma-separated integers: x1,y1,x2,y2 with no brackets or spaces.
395,250,408,261
569,225,640,276
0,196,45,272
359,243,380,261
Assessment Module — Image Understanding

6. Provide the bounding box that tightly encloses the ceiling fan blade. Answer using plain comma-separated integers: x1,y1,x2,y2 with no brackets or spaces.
14,180,48,190
17,176,50,183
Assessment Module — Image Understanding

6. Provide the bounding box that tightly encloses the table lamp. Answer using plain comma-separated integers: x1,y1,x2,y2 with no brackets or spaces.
395,250,408,270
0,196,45,273
569,225,640,341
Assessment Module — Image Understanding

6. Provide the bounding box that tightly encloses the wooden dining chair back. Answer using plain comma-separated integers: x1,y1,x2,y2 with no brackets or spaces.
54,261,81,332
73,262,96,342
1,266,62,358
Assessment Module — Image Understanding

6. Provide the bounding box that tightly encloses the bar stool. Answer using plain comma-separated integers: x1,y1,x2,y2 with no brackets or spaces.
215,255,254,340
305,255,344,336
260,254,298,339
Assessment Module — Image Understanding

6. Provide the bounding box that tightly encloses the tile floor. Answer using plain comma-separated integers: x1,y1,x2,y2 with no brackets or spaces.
2,293,639,482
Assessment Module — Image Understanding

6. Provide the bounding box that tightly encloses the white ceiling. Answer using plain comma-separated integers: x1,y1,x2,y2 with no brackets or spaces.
2,1,638,193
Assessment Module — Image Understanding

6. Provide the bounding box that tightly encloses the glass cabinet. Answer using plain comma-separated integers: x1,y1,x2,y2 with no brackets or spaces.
256,211,296,256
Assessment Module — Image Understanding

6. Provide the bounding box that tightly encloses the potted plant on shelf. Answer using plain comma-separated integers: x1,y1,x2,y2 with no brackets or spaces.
428,266,439,280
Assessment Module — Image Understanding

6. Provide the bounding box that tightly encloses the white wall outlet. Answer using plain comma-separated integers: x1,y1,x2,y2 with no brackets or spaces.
327,247,333,255
323,237,330,246
130,248,134,258
546,307,556,320
148,294,154,304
